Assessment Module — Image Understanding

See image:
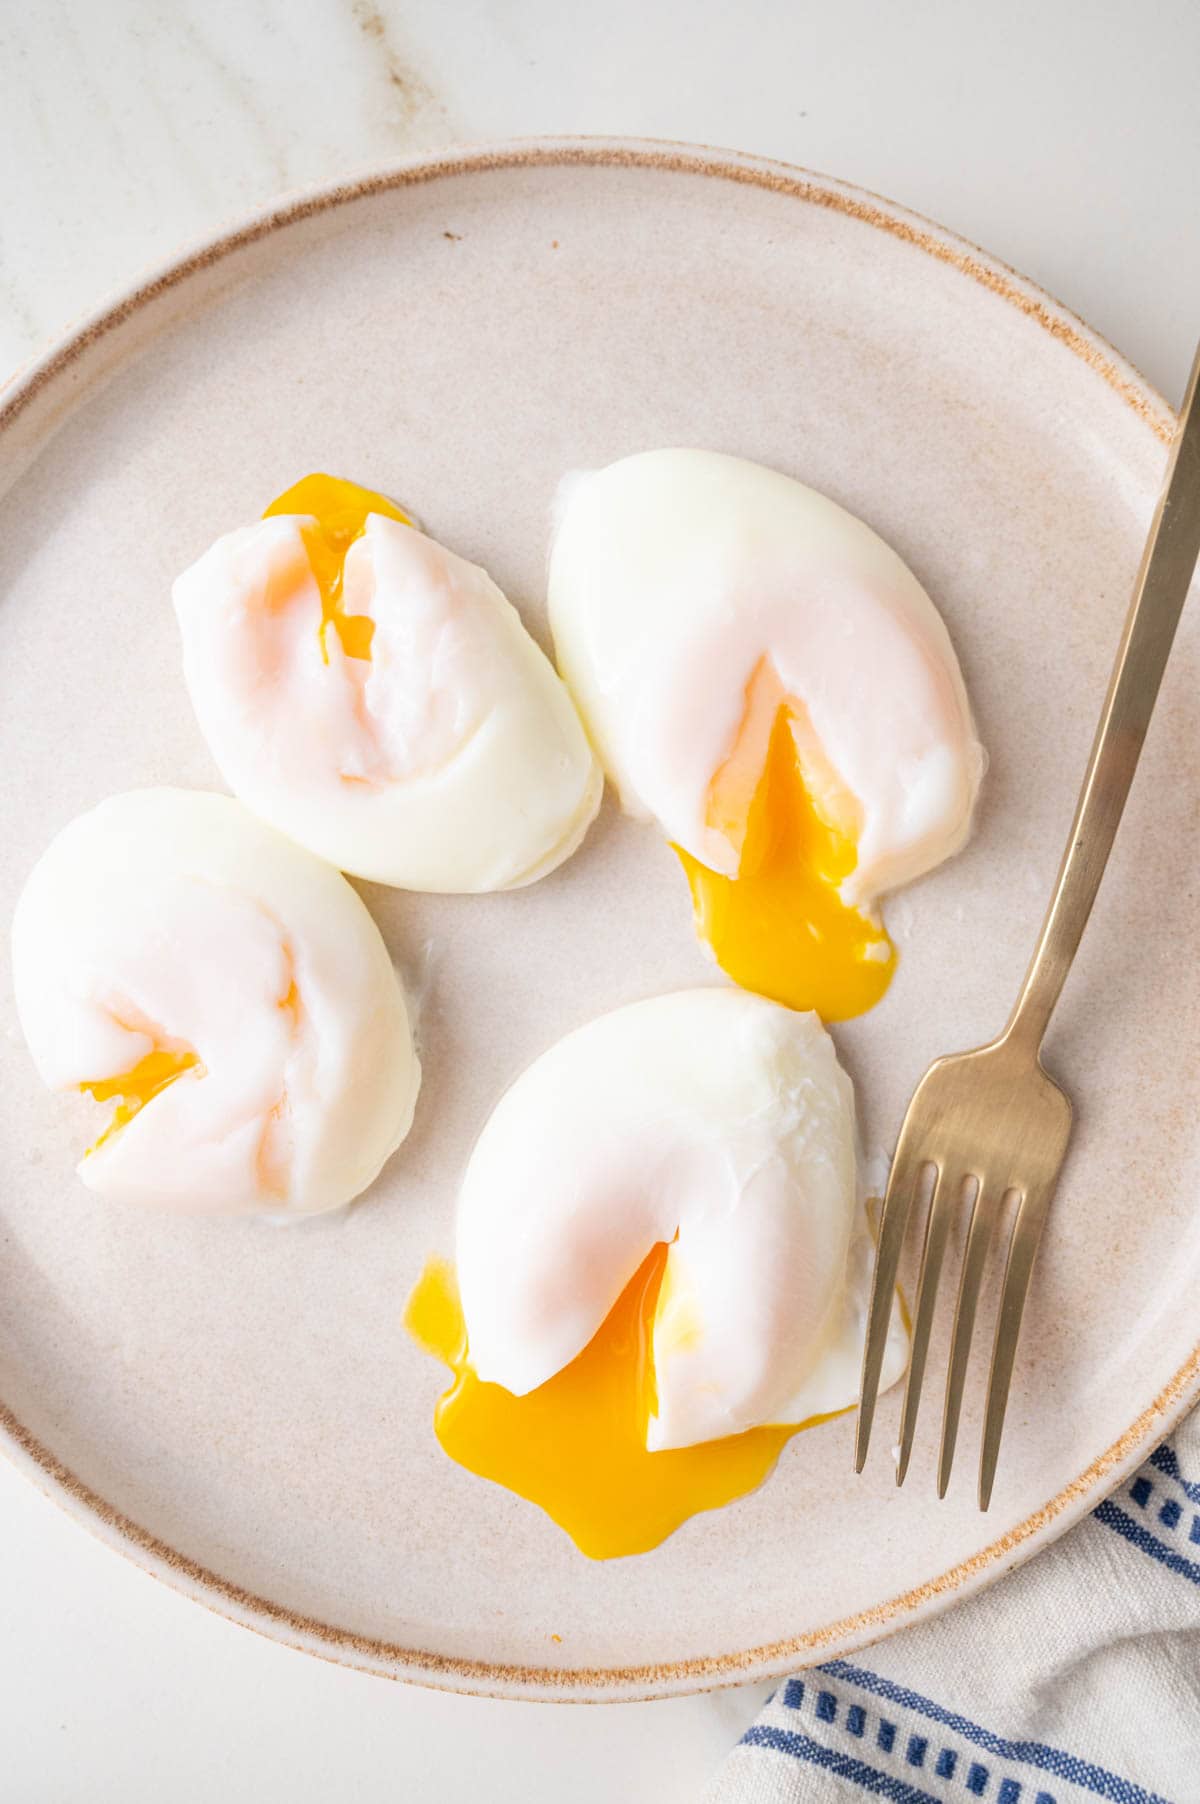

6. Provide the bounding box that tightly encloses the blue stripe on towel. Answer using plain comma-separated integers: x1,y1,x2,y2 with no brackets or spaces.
818,1660,1169,1804
1148,1441,1200,1504
1093,1498,1200,1588
740,1725,942,1801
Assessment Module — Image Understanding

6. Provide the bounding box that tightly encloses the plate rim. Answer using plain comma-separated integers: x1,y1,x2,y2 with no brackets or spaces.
0,134,1191,1701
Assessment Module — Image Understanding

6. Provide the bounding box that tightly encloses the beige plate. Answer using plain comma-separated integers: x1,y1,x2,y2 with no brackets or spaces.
0,140,1197,1702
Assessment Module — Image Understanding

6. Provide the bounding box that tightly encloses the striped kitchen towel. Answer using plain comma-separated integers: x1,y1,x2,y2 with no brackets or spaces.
705,1409,1200,1804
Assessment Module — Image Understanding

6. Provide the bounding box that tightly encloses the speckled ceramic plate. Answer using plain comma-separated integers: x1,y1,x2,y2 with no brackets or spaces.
0,140,1197,1702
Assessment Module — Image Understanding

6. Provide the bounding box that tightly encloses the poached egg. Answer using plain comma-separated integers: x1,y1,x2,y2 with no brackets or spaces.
548,449,985,1020
406,988,907,1557
173,474,602,891
12,788,419,1217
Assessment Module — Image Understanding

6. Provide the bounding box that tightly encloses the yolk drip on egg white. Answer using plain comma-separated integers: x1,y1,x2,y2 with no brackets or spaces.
263,472,413,662
405,1249,845,1560
80,1045,202,1153
676,661,895,1023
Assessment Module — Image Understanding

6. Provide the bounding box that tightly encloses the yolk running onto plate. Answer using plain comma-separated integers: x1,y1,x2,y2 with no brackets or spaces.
405,1247,842,1560
264,472,413,663
676,662,895,1023
80,1046,202,1153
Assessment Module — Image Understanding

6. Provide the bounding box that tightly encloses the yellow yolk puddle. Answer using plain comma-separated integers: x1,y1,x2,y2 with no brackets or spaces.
405,1248,844,1560
263,472,413,663
676,668,895,1023
80,1047,202,1154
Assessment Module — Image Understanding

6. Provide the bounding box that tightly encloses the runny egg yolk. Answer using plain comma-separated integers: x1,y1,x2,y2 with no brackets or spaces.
676,661,895,1023
263,472,413,663
405,1248,844,1560
80,1046,202,1153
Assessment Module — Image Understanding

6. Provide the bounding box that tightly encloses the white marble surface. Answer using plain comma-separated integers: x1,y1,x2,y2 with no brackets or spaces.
1,1,1198,1797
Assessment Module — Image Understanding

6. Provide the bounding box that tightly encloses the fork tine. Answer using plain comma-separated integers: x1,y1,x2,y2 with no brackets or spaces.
979,1181,1054,1510
938,1180,1006,1498
895,1166,959,1485
855,1133,926,1473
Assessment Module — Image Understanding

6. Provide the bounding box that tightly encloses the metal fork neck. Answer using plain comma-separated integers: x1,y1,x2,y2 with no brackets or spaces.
1003,343,1200,1058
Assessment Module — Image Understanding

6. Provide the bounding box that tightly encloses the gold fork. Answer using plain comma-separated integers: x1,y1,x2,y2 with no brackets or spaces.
856,338,1200,1510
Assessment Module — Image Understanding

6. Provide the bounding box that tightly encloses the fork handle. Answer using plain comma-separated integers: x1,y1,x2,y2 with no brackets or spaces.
1004,339,1200,1055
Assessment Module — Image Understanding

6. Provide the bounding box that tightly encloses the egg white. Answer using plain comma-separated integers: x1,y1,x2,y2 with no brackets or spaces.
173,512,602,891
456,988,908,1452
548,448,984,903
11,788,420,1218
